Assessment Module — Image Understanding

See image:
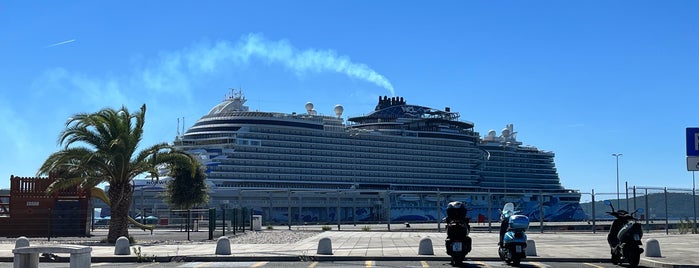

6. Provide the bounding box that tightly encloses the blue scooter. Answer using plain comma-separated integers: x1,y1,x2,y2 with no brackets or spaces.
498,202,529,266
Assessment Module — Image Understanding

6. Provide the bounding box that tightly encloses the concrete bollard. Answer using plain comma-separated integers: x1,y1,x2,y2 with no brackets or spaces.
114,236,131,255
525,240,537,256
317,237,333,255
215,236,231,255
645,238,661,257
15,237,30,248
13,236,36,268
418,237,434,255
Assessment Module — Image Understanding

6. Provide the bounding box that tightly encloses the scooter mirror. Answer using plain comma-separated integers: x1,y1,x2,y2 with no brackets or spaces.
604,200,612,206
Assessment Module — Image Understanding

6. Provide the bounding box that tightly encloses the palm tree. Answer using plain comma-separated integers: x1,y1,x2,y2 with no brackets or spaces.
38,104,195,243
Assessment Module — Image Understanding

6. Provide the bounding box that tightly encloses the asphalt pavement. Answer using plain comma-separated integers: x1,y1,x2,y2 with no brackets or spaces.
0,224,697,268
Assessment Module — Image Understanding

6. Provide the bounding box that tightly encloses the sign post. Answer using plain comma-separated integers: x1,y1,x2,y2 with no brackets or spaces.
686,128,699,233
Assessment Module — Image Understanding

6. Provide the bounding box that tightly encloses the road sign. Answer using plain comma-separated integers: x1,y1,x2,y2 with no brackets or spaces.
688,157,699,171
687,128,699,156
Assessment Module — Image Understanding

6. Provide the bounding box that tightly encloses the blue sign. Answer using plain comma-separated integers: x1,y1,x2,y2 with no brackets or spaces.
687,128,699,156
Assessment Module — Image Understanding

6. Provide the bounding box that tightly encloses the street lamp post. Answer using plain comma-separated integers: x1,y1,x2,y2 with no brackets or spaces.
612,153,623,209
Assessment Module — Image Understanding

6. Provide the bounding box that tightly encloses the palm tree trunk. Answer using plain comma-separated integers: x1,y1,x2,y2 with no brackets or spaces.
107,182,133,243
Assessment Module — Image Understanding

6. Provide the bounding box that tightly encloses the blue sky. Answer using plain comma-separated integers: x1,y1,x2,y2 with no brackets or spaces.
1,1,698,202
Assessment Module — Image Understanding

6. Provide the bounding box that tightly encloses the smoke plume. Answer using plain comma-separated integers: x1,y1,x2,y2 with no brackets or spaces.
185,33,396,96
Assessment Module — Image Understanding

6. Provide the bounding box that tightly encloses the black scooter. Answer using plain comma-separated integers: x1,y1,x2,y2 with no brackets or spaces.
445,201,472,266
605,200,645,268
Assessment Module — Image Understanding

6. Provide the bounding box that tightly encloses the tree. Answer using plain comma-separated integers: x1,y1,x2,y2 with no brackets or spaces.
37,104,195,243
162,154,209,210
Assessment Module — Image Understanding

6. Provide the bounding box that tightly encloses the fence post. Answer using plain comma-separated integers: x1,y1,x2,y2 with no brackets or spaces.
591,189,596,234
187,209,191,241
645,188,650,232
47,208,52,241
436,191,441,232
664,187,670,234
487,191,492,233
625,181,629,211
336,190,341,231
539,190,544,233
209,208,215,240
386,191,392,231
633,186,637,213
288,190,292,230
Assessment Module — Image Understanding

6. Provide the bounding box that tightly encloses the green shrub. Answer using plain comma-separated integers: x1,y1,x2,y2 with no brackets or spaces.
361,226,371,231
321,225,332,231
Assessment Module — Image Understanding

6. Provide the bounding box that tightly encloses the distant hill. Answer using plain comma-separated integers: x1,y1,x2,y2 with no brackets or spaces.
581,192,697,220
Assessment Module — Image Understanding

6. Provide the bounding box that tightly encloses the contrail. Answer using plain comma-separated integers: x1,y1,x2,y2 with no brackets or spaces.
181,33,396,96
46,39,75,48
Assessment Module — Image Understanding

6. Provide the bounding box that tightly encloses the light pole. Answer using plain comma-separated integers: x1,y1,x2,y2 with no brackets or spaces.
612,153,623,209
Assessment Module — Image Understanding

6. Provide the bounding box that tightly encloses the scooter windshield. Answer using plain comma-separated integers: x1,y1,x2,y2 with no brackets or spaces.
502,202,515,218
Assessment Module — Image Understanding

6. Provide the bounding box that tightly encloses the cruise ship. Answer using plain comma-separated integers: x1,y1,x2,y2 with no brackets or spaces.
166,90,585,223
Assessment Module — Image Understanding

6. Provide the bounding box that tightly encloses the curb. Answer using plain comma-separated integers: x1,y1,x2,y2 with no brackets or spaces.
642,258,699,268
1,255,697,267
0,256,622,263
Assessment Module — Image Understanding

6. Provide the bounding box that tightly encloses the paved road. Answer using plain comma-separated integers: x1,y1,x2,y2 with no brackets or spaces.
1,225,697,267
0,260,653,268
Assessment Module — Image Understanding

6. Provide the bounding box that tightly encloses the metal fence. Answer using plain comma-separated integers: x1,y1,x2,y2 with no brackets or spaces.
90,207,251,241
84,186,698,236
581,186,698,234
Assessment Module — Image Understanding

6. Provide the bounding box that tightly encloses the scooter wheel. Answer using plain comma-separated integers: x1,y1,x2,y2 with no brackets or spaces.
451,254,464,266
611,253,619,265
624,246,640,268
511,256,521,266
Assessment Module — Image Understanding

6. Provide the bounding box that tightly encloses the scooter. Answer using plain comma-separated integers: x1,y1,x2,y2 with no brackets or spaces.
498,202,529,266
444,201,472,266
605,200,645,268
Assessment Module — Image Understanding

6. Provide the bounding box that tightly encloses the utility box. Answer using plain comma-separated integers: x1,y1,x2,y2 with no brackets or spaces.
252,215,262,231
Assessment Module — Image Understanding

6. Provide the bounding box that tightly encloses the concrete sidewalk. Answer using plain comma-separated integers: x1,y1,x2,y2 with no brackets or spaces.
0,229,697,267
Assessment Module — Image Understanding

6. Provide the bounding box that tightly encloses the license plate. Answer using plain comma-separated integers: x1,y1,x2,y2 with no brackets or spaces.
452,241,462,252
515,245,522,253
